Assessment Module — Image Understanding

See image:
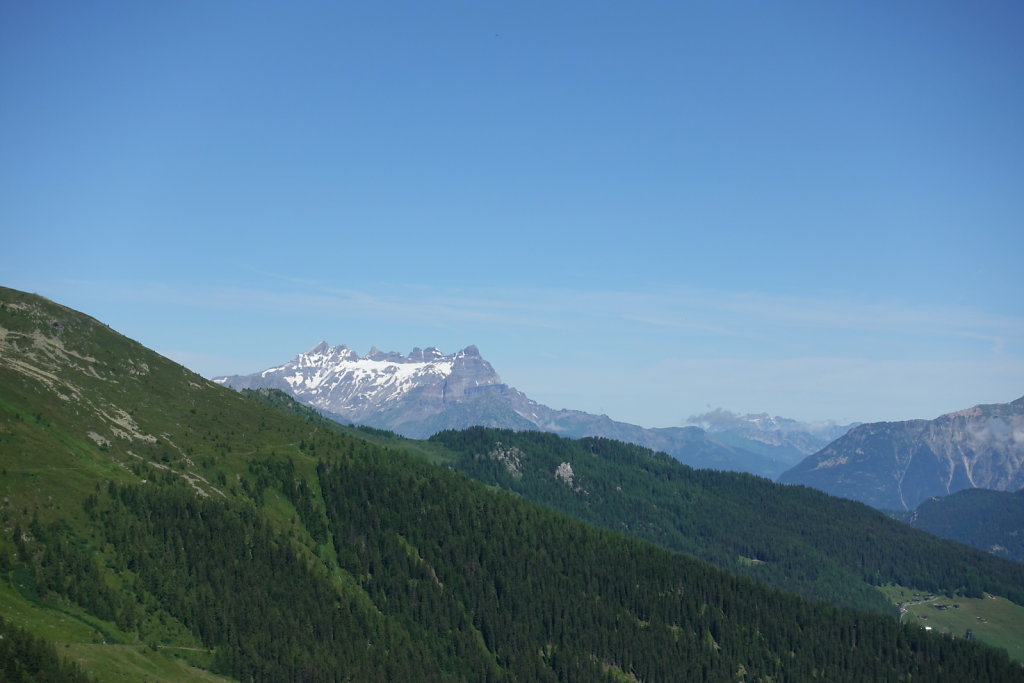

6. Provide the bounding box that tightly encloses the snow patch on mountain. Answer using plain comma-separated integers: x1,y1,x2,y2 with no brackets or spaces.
213,342,502,431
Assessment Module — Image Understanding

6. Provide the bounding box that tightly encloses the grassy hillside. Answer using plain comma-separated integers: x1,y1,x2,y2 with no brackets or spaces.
2,286,1023,681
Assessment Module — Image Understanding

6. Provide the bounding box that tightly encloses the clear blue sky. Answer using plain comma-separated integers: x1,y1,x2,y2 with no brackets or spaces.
3,1,1022,427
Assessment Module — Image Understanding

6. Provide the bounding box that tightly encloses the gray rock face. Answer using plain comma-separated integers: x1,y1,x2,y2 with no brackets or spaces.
215,342,802,476
778,396,1024,510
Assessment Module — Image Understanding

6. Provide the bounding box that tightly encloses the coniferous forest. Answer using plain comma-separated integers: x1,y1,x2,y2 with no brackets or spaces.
432,427,1024,612
22,446,1022,682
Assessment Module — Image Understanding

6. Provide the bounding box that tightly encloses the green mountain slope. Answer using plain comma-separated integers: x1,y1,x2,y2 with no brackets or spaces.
430,428,1024,614
2,286,1023,681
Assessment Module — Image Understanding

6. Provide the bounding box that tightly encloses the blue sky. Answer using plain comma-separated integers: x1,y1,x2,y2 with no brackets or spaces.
3,1,1022,427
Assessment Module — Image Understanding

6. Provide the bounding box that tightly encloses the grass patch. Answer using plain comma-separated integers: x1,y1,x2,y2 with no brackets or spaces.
62,643,231,682
0,573,113,645
879,584,1024,662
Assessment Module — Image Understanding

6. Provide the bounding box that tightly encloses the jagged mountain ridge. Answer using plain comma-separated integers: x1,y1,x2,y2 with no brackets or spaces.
778,396,1024,511
215,342,795,476
214,341,509,429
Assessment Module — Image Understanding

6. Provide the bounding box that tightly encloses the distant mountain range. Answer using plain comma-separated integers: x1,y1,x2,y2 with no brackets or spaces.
215,342,854,478
779,396,1024,511
687,408,858,465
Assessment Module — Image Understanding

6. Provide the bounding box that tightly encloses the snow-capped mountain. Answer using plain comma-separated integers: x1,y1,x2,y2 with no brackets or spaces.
214,342,511,432
214,342,800,476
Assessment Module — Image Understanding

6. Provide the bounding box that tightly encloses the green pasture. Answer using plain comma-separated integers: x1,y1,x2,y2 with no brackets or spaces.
880,584,1024,662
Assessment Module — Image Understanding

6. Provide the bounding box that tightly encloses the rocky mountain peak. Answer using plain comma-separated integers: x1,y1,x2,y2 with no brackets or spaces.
366,347,405,362
407,347,446,362
778,396,1024,510
214,343,506,435
306,340,332,355
297,342,359,363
